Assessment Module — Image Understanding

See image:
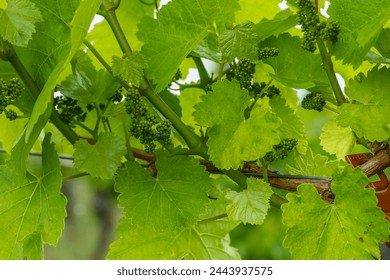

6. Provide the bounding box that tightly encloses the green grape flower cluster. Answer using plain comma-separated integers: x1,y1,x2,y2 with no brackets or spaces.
258,47,279,60
264,138,298,162
265,85,280,98
54,95,87,125
297,0,340,52
0,78,23,120
125,88,171,153
297,0,320,52
250,82,280,99
226,59,256,89
319,20,340,43
301,92,326,112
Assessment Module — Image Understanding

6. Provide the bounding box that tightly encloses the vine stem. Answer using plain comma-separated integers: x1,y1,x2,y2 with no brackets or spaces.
198,213,228,224
191,56,210,87
83,40,113,73
63,172,89,181
317,38,347,105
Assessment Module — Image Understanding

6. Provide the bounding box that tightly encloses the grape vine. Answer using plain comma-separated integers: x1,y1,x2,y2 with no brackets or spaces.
0,0,389,261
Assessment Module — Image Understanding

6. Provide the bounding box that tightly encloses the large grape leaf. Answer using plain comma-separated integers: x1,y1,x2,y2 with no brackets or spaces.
328,0,390,68
225,178,273,225
282,166,390,259
194,80,281,169
269,96,307,154
137,0,239,92
260,33,329,89
73,132,126,179
320,117,355,160
218,21,260,62
0,134,66,259
337,67,390,142
107,189,239,260
114,151,211,230
0,0,42,47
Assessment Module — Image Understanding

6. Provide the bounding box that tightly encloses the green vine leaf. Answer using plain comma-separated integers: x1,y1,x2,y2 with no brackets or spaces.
286,148,341,178
107,224,240,260
225,178,273,225
59,51,119,103
137,0,239,92
108,188,239,260
328,0,390,67
192,33,223,63
255,9,297,41
218,21,260,62
0,0,42,47
73,132,126,179
114,151,211,230
282,166,390,259
194,79,281,169
260,33,329,89
269,96,307,154
112,52,148,87
0,133,66,259
320,117,355,160
337,67,390,142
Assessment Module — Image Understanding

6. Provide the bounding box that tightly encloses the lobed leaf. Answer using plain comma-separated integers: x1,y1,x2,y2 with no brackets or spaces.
60,51,119,104
320,117,355,160
194,80,281,169
328,0,390,68
108,187,239,260
73,132,126,179
218,21,260,62
114,151,211,230
282,166,390,259
0,0,42,47
260,33,329,89
269,96,307,154
111,52,148,87
337,67,390,142
0,134,66,259
286,148,341,178
225,178,273,225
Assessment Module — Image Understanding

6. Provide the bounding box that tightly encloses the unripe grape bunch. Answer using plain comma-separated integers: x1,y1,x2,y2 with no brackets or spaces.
0,77,23,120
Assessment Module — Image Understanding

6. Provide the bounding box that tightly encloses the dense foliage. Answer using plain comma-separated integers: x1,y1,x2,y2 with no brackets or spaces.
0,0,390,260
